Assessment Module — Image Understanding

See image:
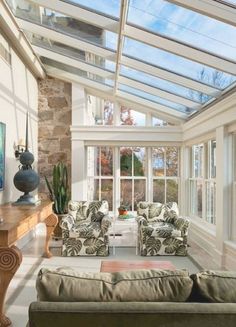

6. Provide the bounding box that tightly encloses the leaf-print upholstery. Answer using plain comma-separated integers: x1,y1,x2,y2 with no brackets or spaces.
137,202,190,256
60,200,111,256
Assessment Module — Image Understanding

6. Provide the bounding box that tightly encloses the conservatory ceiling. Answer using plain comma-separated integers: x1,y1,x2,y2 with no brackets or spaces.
5,0,236,122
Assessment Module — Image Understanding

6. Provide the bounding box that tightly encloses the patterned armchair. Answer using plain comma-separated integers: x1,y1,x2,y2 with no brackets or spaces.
137,202,190,256
60,200,111,256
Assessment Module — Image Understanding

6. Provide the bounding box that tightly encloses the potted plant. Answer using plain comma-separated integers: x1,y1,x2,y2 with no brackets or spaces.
118,204,129,216
45,162,70,238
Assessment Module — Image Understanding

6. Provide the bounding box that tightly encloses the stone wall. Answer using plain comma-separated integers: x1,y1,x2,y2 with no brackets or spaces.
38,76,72,198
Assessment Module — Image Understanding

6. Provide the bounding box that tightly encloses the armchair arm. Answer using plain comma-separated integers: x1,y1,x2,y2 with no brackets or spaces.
60,214,75,231
173,217,190,236
136,216,148,227
100,215,112,235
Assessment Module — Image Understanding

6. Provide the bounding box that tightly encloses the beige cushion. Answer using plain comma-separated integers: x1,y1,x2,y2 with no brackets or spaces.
191,270,236,303
36,267,193,303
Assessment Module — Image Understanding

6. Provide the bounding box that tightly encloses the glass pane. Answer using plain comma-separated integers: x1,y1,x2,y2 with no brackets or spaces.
134,180,146,210
209,140,216,179
41,57,114,87
128,0,236,60
120,106,146,126
133,147,146,176
64,0,121,18
120,65,211,104
101,179,113,210
166,179,178,203
26,32,116,72
9,0,117,50
206,181,216,225
120,147,132,176
166,147,179,177
123,38,236,90
104,101,114,125
119,83,191,114
152,117,169,127
87,178,99,201
120,179,132,210
152,148,165,177
221,0,236,5
101,147,113,176
87,147,99,176
153,179,165,203
190,180,203,217
193,144,204,178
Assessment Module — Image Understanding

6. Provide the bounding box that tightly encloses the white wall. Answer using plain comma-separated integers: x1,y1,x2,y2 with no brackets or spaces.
0,32,38,204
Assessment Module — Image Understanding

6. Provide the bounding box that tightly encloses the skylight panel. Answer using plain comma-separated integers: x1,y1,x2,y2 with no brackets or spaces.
123,37,236,90
127,0,236,61
8,0,118,50
25,31,116,72
220,0,236,6
119,83,195,114
41,57,114,87
120,65,212,104
61,0,121,18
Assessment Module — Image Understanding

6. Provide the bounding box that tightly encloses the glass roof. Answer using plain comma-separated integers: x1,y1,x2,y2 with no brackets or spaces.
6,0,236,122
127,0,236,61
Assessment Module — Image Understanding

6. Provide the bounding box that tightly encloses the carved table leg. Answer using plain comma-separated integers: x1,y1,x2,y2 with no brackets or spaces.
0,246,22,327
43,213,58,258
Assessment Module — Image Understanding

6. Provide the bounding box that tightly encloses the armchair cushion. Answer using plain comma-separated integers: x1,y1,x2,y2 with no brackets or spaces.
137,201,179,223
70,222,103,239
68,200,109,223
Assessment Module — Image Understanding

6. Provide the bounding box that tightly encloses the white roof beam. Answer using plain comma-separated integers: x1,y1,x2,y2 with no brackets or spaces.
0,1,44,78
17,18,116,61
119,76,200,108
114,0,129,93
33,46,114,79
121,56,220,96
124,25,236,75
27,0,119,33
44,65,185,124
167,0,236,27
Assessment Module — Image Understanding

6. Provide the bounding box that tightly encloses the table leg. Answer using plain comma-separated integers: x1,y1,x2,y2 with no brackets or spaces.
0,246,22,327
43,213,58,258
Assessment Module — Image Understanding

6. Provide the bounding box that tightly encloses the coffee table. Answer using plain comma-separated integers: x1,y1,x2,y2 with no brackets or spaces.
100,260,175,272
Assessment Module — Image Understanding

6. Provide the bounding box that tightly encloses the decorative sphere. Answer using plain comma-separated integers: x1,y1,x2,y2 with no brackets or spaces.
19,151,34,166
14,169,39,193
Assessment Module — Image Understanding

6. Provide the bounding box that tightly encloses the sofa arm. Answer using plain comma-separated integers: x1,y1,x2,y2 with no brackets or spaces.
60,214,75,231
100,215,112,235
136,216,148,227
173,217,190,236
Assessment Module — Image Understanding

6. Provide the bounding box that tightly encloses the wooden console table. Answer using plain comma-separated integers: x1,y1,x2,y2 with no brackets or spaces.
0,200,58,327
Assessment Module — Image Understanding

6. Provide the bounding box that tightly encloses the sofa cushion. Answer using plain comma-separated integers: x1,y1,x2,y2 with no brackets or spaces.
191,270,236,303
36,268,193,303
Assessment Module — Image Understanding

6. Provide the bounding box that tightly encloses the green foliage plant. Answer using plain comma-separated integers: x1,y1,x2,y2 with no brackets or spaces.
45,162,69,214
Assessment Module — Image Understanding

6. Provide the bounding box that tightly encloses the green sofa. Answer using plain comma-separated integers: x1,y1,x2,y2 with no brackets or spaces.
28,268,236,327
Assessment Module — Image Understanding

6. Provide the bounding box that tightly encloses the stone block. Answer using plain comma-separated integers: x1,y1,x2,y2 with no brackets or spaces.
48,152,67,164
38,111,54,121
48,97,68,109
53,126,69,136
60,137,71,150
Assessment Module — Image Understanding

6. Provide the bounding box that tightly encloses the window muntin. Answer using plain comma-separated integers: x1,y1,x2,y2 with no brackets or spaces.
120,65,211,104
123,38,236,91
152,147,179,203
120,106,146,126
127,0,236,61
87,146,114,210
189,141,216,224
120,147,146,210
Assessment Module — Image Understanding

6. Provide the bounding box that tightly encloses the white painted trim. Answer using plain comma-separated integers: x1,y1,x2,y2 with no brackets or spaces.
223,241,236,270
124,25,236,75
33,45,114,79
121,55,220,96
0,0,44,78
167,0,236,27
17,18,116,60
28,0,119,33
119,75,200,108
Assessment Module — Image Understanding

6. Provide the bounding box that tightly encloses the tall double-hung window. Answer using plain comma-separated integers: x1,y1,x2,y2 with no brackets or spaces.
189,140,216,224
